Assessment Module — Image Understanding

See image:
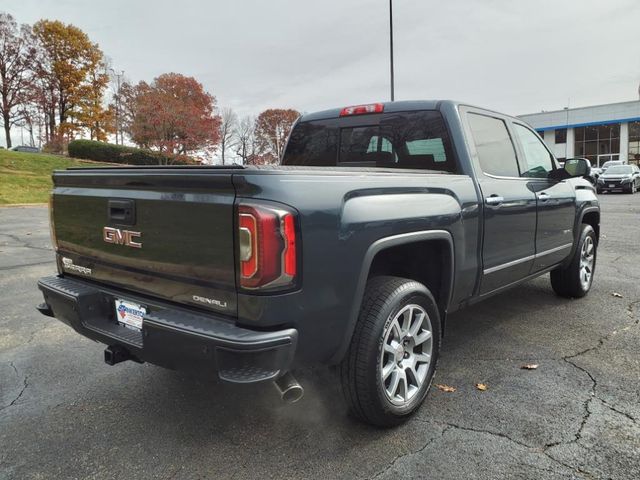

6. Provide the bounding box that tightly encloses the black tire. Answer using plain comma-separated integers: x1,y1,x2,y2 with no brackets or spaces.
339,276,441,427
550,224,597,298
626,183,634,194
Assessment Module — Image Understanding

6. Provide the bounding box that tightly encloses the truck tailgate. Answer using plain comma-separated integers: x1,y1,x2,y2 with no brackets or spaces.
51,168,238,316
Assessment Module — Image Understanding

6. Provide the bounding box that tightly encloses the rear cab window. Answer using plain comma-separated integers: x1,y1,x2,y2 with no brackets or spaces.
282,110,458,173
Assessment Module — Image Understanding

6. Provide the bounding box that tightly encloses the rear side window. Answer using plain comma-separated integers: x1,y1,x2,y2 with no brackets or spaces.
283,122,339,166
282,110,457,173
468,113,519,177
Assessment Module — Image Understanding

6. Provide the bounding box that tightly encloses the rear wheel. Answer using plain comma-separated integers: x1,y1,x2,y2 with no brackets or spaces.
550,224,597,298
339,276,440,427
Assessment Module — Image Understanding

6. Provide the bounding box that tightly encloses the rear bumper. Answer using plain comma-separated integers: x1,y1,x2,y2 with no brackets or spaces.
37,276,297,384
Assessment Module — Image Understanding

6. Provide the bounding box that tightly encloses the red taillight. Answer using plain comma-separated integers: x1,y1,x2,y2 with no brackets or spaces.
238,203,298,290
282,213,296,276
339,103,384,116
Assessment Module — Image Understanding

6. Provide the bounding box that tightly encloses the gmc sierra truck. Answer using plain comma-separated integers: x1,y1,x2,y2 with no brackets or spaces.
37,100,600,427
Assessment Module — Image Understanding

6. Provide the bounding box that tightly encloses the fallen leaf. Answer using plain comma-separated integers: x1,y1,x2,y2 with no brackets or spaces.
475,383,488,391
521,364,539,370
612,292,623,298
435,383,456,393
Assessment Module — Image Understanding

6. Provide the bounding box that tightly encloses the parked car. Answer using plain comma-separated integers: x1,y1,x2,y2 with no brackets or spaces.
12,145,40,153
597,164,640,194
600,159,624,173
37,100,600,427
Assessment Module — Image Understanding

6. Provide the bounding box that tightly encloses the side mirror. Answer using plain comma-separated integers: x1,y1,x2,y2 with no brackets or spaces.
563,158,589,178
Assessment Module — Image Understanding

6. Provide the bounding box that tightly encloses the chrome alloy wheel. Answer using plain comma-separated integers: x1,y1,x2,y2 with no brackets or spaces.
580,235,595,290
380,304,433,406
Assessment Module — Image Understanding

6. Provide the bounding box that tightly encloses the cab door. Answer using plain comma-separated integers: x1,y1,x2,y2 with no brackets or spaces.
511,123,576,271
465,111,538,294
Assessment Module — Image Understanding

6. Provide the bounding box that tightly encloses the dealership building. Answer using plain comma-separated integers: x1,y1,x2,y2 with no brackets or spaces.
519,100,640,167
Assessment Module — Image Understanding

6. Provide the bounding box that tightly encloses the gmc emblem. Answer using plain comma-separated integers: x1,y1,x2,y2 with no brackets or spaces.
103,227,142,248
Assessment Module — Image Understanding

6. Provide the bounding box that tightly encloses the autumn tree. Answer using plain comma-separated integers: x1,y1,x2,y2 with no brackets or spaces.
254,108,300,162
0,13,35,148
219,107,237,165
31,19,106,144
127,73,221,155
75,59,112,141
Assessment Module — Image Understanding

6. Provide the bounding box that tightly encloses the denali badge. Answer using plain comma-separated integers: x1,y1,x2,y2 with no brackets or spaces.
192,295,228,308
61,257,92,275
103,227,142,248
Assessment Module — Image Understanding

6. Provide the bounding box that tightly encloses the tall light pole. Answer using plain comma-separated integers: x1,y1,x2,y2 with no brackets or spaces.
111,69,124,145
389,0,395,101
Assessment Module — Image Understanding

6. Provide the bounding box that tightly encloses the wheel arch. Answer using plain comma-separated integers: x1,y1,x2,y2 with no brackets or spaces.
329,230,454,364
580,208,600,242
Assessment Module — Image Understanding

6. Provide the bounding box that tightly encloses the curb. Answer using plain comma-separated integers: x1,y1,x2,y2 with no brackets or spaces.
0,203,48,208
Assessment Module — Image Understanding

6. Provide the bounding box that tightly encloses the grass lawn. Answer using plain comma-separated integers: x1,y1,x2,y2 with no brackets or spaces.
0,149,110,205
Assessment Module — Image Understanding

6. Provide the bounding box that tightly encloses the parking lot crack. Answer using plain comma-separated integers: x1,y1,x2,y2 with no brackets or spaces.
598,398,637,424
0,260,53,271
627,299,640,323
0,233,51,252
567,304,639,360
542,448,595,480
438,422,590,478
564,357,596,442
369,424,449,479
1,362,29,411
441,421,533,449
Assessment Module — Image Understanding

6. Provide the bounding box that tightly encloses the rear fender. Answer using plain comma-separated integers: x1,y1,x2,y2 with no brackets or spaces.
329,230,454,364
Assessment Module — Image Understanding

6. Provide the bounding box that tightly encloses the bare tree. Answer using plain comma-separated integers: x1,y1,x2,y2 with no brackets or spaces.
0,13,35,148
254,108,299,161
234,115,256,165
218,107,237,165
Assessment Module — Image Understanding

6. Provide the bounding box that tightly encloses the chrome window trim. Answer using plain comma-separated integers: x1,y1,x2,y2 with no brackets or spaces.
482,171,544,181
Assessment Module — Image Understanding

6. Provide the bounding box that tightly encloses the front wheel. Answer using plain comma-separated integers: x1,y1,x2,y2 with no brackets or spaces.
550,224,597,298
339,276,440,427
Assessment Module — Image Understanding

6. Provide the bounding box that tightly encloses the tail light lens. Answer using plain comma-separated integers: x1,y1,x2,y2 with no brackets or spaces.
238,203,298,290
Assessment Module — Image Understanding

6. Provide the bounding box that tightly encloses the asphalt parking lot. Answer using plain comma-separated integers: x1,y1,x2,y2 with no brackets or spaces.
1,194,639,480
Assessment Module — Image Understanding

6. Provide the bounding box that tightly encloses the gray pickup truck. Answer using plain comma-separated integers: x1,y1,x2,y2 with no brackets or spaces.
37,100,600,427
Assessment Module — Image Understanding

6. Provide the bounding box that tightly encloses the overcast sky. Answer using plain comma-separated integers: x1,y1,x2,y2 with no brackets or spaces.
8,0,640,123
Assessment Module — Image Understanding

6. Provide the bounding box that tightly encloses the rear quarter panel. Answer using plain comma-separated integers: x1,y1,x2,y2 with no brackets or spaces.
232,170,479,364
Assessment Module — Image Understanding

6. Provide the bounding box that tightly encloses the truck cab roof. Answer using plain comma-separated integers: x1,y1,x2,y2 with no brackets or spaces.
299,100,517,123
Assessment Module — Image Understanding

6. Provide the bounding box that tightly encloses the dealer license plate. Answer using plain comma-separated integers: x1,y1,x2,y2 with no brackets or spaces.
114,299,146,331
609,184,615,188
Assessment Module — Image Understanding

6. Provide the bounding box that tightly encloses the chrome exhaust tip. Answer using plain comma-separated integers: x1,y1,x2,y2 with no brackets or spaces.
274,371,304,403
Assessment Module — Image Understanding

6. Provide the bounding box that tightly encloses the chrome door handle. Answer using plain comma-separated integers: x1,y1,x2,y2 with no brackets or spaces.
485,195,504,205
537,192,550,202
